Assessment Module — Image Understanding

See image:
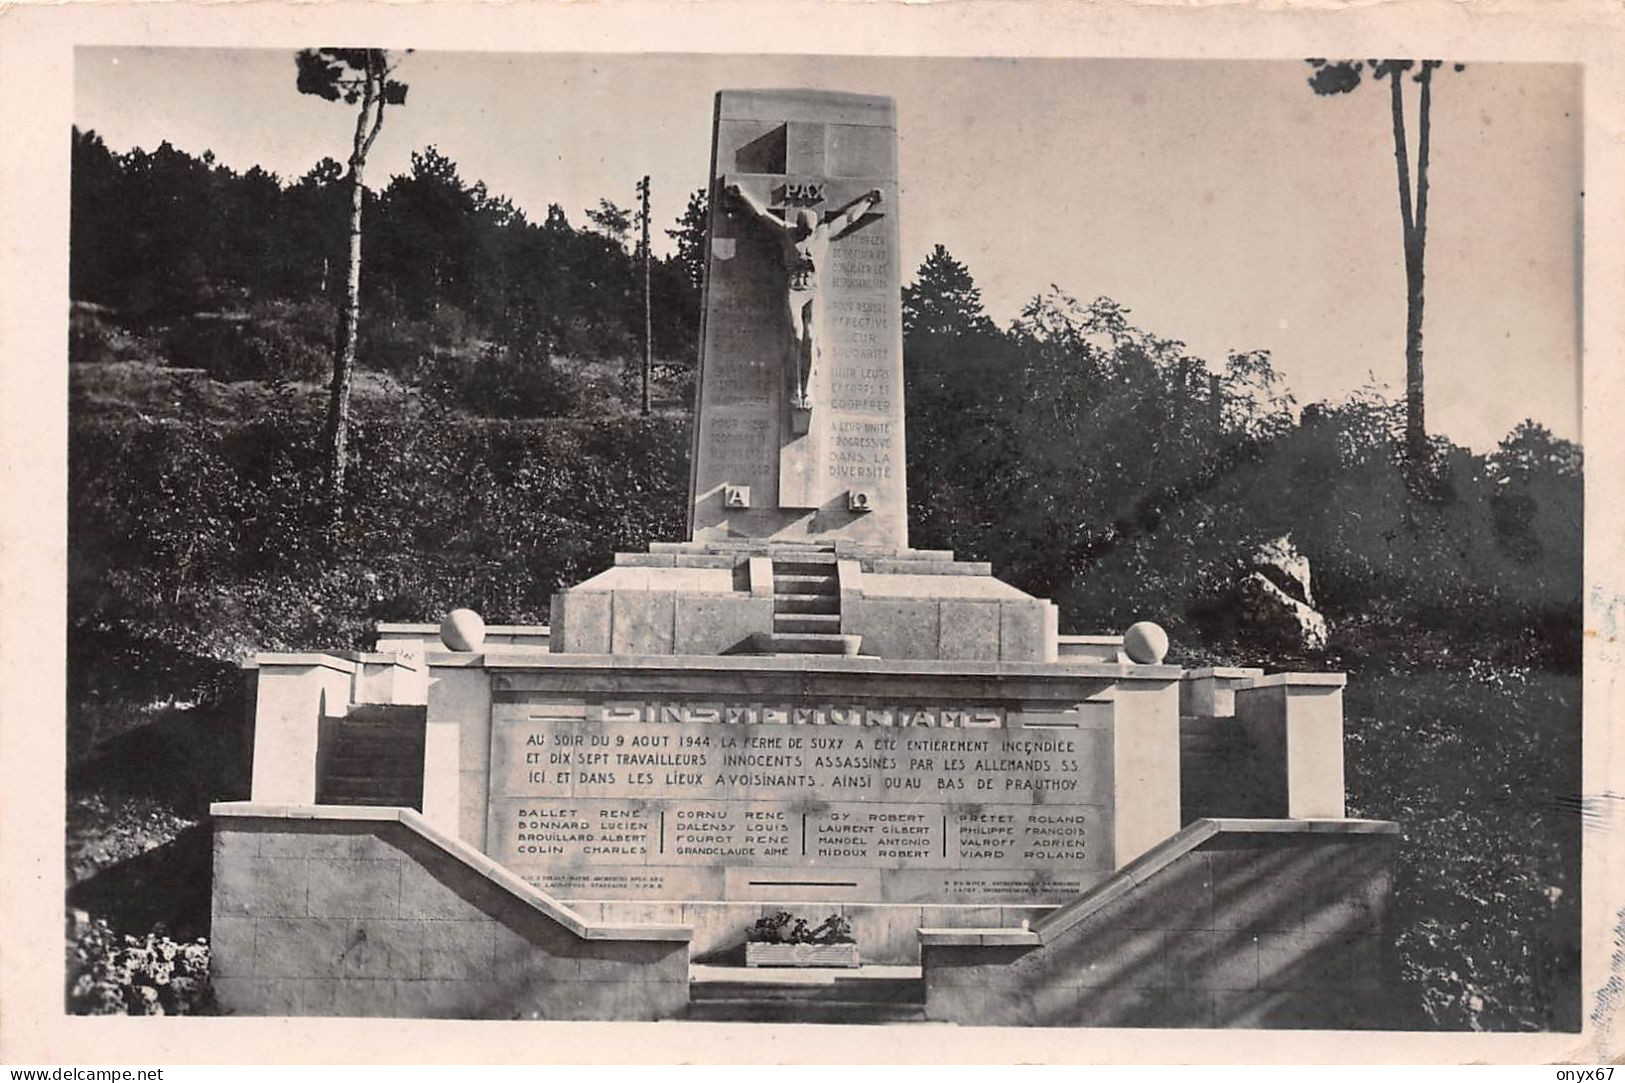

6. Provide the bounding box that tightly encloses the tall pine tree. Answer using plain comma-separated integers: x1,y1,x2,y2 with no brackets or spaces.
295,48,409,524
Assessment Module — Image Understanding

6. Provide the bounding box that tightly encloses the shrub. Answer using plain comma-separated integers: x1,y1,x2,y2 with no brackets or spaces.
68,411,692,707
447,346,585,419
69,304,163,366
1343,665,1582,1030
163,299,336,382
556,316,636,363
70,304,120,364
67,915,214,1015
358,305,435,376
652,361,696,411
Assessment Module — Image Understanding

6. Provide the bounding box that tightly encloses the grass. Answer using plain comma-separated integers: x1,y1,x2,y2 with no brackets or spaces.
69,359,422,424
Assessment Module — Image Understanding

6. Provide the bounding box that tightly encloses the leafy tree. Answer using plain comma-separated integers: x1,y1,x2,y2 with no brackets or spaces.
285,157,347,297
108,140,220,315
295,48,409,522
371,146,479,318
666,187,708,291
902,244,998,340
585,198,632,247
69,129,124,305
1489,420,1582,482
1307,58,1464,493
1486,420,1583,578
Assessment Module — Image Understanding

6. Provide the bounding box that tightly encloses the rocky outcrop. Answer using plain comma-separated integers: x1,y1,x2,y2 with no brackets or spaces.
1233,535,1329,651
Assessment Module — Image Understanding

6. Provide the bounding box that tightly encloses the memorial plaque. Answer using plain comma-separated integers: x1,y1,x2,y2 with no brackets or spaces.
689,89,908,547
487,697,1115,903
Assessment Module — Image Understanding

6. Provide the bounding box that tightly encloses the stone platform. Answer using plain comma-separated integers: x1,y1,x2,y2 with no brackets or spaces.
686,964,929,1024
551,542,1058,662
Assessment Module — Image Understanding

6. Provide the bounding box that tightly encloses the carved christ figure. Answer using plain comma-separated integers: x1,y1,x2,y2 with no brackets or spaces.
725,182,884,413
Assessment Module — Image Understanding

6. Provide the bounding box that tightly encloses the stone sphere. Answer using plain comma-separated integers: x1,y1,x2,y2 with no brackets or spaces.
1123,621,1170,665
440,608,487,652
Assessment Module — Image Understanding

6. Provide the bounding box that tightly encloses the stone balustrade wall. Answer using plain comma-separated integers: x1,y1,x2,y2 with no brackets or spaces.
919,820,1399,1028
210,804,691,1019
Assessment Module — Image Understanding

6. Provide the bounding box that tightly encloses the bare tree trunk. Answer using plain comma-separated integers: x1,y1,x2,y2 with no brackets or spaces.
1387,64,1428,493
1407,65,1433,486
639,174,652,416
324,161,364,517
1403,241,1427,485
1173,357,1188,437
322,53,387,527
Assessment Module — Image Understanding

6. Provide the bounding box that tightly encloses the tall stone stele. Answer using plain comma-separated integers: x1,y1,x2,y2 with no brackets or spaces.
551,89,1058,661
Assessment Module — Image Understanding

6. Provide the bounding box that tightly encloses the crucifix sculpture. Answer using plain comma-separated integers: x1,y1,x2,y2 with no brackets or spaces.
689,91,907,543
724,181,885,418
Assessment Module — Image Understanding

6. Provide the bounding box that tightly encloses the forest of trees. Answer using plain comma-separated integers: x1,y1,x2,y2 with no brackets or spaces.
66,128,1582,1031
70,128,705,395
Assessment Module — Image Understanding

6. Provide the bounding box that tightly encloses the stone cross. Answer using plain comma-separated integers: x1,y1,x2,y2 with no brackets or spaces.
688,90,907,549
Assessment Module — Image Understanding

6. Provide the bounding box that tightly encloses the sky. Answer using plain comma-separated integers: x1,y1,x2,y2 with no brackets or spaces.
74,48,1582,452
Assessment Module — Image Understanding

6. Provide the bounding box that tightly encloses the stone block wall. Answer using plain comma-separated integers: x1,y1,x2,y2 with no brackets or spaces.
842,595,1057,662
919,820,1399,1028
211,805,690,1019
550,587,772,656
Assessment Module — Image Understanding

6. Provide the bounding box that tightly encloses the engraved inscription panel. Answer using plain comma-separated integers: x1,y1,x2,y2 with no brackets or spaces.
487,698,1114,903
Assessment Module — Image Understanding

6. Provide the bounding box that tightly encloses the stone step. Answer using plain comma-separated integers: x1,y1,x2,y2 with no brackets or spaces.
328,723,423,741
329,737,424,758
652,540,836,556
332,723,424,739
331,732,423,748
773,614,842,635
773,592,841,614
862,559,992,577
319,775,424,798
614,552,737,569
344,704,427,726
1179,733,1249,754
773,558,839,575
773,573,838,594
324,755,421,778
325,728,419,748
691,978,923,1004
686,968,927,1024
1178,733,1238,748
314,791,421,809
680,999,929,1024
745,632,862,657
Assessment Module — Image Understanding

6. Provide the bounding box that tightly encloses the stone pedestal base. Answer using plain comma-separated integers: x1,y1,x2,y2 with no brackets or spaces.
549,541,1058,663
746,943,860,968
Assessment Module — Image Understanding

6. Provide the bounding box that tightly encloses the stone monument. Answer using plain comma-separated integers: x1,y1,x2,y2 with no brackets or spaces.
213,89,1398,1026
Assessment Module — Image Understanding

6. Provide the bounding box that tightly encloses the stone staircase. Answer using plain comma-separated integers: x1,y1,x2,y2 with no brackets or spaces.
1178,715,1266,823
747,555,860,656
316,704,427,810
683,965,928,1024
